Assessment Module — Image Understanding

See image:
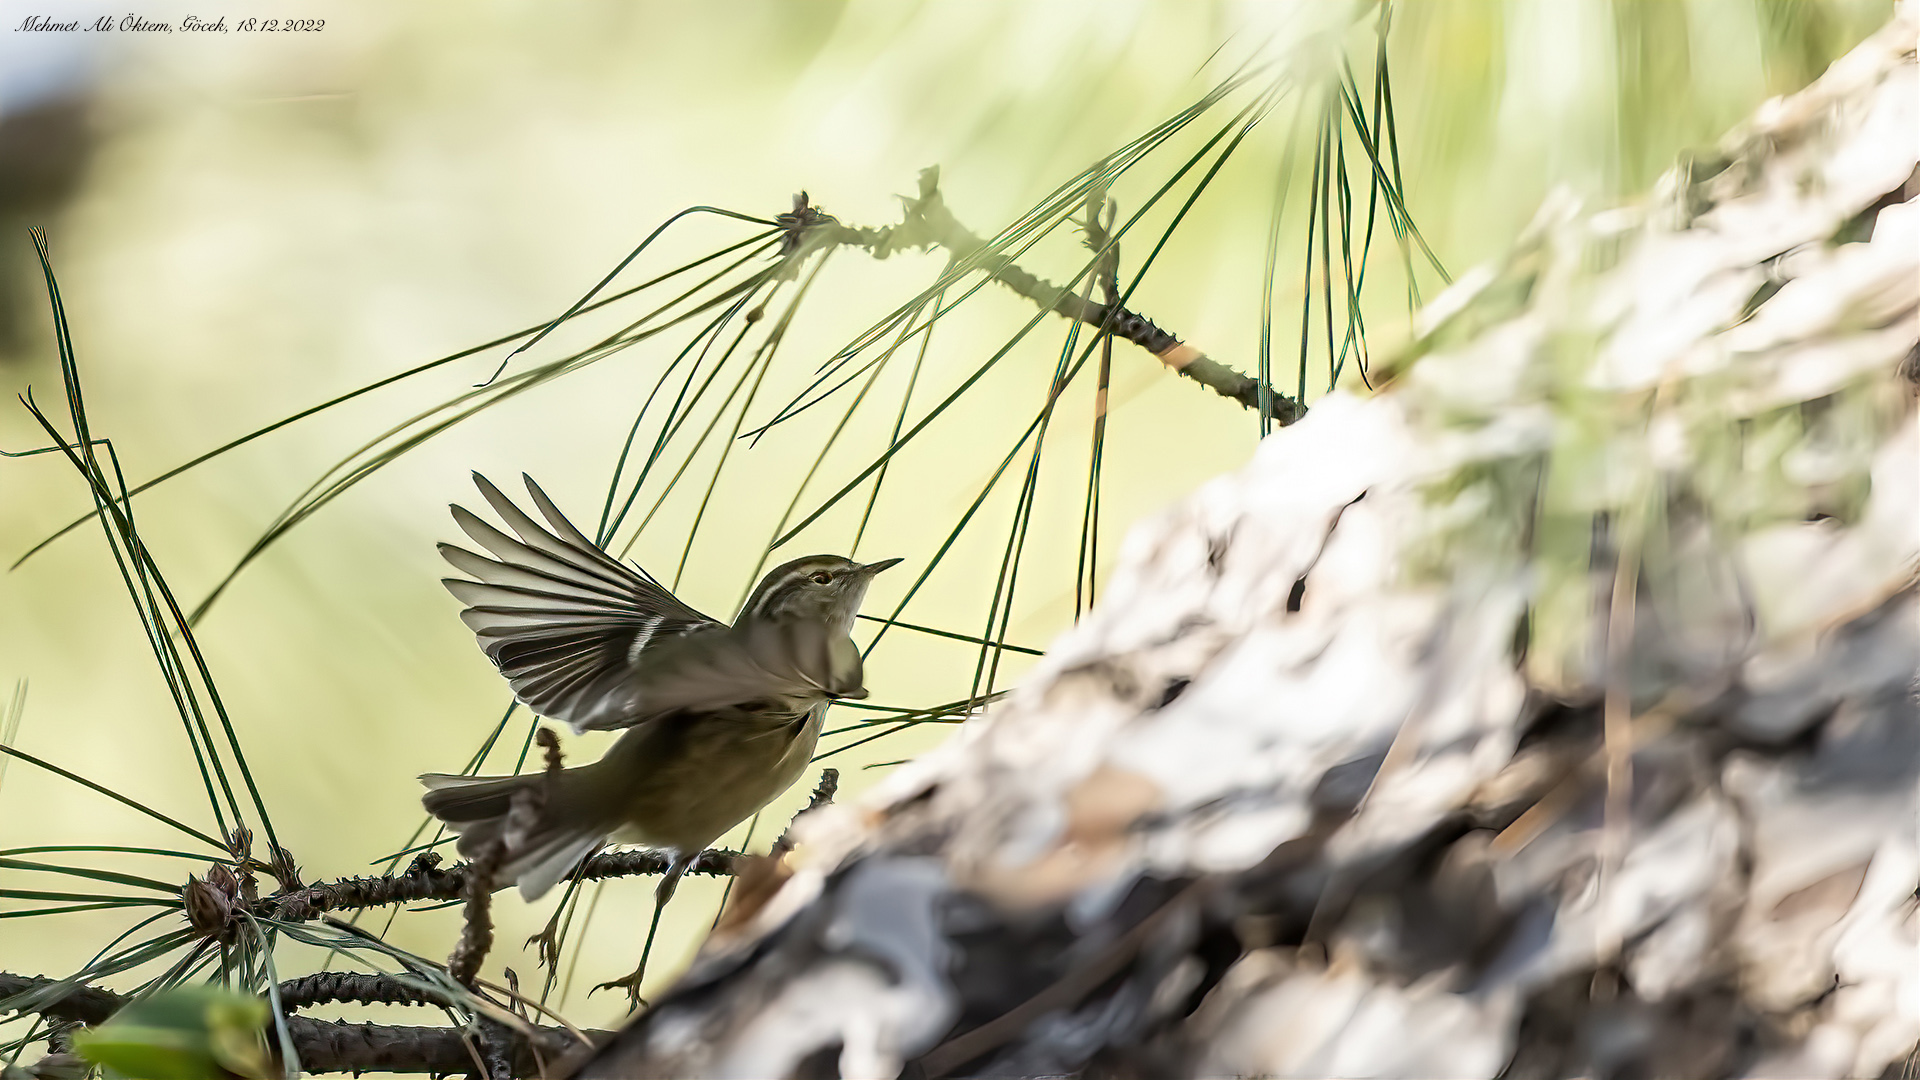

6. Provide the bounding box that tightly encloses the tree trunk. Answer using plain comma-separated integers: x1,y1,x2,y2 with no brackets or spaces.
571,15,1920,1079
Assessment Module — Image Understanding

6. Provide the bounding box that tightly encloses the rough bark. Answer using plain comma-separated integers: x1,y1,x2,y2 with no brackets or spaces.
571,14,1920,1080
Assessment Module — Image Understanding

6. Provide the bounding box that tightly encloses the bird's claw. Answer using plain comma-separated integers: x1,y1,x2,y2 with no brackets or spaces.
591,970,651,1009
525,926,560,970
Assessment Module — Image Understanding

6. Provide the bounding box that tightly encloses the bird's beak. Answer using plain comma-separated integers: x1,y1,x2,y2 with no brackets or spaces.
858,557,903,576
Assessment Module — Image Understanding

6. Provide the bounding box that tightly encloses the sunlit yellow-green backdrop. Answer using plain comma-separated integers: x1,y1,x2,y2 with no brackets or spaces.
0,0,1890,1038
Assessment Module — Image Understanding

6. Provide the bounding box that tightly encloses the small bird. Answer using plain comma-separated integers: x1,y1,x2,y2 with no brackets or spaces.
420,472,898,997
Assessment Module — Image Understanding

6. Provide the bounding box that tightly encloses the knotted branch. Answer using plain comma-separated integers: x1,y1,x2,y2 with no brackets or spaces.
260,846,741,923
799,169,1302,420
771,767,839,859
276,971,439,1010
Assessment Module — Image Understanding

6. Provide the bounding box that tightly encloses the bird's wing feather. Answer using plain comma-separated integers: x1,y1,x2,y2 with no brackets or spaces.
442,473,725,731
622,617,868,719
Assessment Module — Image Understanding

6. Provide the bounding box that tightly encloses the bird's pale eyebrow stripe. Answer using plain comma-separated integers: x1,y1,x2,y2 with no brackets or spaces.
628,613,666,662
750,571,806,617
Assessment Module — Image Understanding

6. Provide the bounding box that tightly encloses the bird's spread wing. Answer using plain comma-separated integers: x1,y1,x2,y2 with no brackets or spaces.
441,473,867,732
624,617,868,720
441,472,725,732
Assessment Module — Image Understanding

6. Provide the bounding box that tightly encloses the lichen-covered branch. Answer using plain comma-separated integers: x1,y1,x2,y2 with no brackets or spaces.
256,768,828,923
262,846,740,922
782,170,1303,421
275,971,439,1011
0,974,122,1026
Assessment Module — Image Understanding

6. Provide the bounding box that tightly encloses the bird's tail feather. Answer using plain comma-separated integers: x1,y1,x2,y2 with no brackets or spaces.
420,772,527,823
420,772,606,900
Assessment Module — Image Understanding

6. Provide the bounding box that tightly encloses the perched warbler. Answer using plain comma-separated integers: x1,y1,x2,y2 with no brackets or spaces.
419,473,897,991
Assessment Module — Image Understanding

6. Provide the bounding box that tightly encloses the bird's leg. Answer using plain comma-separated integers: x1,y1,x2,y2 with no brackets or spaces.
524,875,587,999
592,853,691,1009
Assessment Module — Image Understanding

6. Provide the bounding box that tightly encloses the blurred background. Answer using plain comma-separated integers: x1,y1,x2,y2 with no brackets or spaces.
0,0,1893,1036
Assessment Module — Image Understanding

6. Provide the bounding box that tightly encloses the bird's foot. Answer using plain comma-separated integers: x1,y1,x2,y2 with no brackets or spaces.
524,922,566,999
591,969,651,1009
525,925,561,971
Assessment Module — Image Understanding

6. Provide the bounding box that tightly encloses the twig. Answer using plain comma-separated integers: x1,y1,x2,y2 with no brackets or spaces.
276,971,438,1011
0,974,122,1025
438,735,558,1077
814,169,1304,421
771,768,839,859
715,770,841,936
446,788,540,987
262,846,740,921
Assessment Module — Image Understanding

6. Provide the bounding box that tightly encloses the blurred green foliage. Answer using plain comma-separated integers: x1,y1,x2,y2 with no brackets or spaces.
73,986,272,1080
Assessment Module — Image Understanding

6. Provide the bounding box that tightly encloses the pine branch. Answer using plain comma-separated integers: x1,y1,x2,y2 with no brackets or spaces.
770,768,839,859
783,171,1303,421
0,972,609,1076
275,971,438,1010
262,846,741,922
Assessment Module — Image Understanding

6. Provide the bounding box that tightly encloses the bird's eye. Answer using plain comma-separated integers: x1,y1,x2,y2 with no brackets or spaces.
810,571,833,585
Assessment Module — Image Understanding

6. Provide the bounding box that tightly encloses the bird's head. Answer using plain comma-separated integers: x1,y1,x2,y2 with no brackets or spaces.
740,555,901,633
